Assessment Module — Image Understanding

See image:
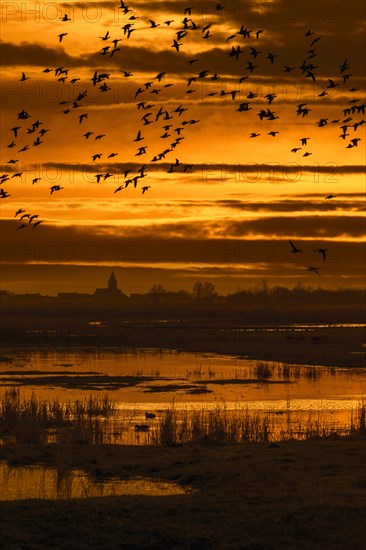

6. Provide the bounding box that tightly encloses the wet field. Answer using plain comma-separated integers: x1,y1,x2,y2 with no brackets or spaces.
1,345,365,444
0,325,365,549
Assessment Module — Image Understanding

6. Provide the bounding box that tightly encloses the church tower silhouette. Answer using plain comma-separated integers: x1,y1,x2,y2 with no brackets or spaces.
93,271,126,302
108,272,118,292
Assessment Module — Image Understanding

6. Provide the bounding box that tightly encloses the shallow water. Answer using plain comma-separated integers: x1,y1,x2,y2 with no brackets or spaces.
0,348,365,412
0,347,365,454
0,463,192,501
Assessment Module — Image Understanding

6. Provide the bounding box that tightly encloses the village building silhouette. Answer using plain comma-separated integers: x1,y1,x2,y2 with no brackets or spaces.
56,272,128,304
93,272,126,302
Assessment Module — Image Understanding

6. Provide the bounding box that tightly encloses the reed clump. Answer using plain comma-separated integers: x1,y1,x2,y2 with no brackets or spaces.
152,406,273,446
0,389,116,444
350,400,366,437
151,402,366,446
1,391,365,446
254,361,273,379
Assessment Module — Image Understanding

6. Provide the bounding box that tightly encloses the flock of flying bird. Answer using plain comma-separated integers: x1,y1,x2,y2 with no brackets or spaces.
1,1,364,277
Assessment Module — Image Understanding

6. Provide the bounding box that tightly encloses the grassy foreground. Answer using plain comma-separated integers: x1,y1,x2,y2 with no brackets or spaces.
0,437,365,549
1,392,365,548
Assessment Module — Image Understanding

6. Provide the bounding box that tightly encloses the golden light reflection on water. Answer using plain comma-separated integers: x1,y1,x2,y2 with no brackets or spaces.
0,464,193,501
1,348,365,407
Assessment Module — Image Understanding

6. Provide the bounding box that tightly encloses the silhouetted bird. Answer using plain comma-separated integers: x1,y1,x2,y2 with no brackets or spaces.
314,249,327,262
307,266,320,276
50,185,63,195
135,424,149,432
289,240,303,254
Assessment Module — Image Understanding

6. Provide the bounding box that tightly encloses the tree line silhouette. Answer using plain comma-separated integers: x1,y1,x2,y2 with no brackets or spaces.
1,282,364,307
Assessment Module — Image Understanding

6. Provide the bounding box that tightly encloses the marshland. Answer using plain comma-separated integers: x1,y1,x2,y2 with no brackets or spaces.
0,331,365,548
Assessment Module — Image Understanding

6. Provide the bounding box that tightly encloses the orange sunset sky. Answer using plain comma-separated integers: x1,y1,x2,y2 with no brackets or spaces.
0,0,365,294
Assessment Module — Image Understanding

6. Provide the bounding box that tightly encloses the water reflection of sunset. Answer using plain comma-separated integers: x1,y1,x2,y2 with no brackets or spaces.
1,3,365,547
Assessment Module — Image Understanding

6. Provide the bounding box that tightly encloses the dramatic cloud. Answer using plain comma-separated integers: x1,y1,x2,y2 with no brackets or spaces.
1,0,365,293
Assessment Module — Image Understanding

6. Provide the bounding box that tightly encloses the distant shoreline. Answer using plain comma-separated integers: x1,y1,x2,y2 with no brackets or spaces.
1,320,365,369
